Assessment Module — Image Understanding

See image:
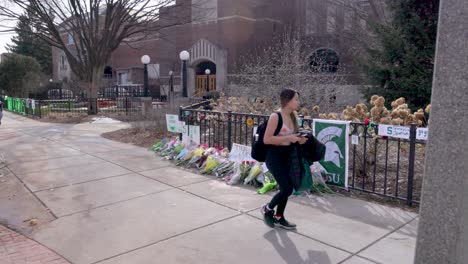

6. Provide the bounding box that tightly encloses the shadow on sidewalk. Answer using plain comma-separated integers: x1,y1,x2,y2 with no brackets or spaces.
290,193,417,231
264,229,332,264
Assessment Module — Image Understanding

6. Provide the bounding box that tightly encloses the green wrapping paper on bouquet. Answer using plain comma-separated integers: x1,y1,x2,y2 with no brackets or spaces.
257,171,277,194
200,156,220,174
298,158,313,192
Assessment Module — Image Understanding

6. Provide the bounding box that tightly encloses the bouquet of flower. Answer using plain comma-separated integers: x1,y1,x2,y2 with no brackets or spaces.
165,143,184,160
200,156,221,174
175,148,188,161
257,171,277,194
160,139,178,157
187,147,205,167
205,147,218,156
239,161,254,182
213,160,235,178
243,163,263,185
310,163,333,194
175,149,194,166
149,138,169,152
220,148,230,159
195,154,209,169
173,144,184,154
225,163,242,185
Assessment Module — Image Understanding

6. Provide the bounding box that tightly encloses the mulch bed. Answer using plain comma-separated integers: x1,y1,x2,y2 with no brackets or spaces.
101,127,168,148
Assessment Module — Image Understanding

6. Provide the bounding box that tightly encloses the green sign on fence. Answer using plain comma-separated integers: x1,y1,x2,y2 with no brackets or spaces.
313,119,350,188
165,114,180,133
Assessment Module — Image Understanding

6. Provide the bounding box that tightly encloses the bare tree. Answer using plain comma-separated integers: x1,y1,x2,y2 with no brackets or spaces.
232,28,349,113
320,0,390,54
0,0,208,113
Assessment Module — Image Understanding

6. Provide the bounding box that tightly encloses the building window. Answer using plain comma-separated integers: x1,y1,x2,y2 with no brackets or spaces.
344,10,354,31
104,66,113,78
148,64,160,79
360,19,367,31
118,72,129,84
305,1,317,34
309,48,340,73
327,5,337,33
68,33,74,45
60,55,67,70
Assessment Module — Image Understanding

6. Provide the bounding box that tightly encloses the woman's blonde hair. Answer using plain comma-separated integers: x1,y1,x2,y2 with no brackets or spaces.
280,89,300,133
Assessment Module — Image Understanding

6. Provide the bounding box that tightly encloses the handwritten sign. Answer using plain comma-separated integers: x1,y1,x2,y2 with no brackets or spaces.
378,125,410,139
416,128,429,140
229,143,255,162
182,125,200,145
178,121,186,133
165,114,179,133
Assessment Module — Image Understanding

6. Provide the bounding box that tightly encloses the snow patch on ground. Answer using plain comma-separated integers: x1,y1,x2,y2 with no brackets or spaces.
91,116,121,124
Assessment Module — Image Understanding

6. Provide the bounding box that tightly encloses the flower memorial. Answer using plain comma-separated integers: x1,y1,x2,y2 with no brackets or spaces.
149,138,332,195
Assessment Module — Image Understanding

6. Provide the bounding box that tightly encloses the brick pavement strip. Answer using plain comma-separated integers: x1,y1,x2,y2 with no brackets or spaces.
0,225,69,264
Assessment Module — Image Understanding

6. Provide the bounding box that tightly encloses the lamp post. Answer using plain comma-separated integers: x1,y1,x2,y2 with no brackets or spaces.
141,55,150,97
169,71,174,92
205,69,211,93
179,50,190,97
168,70,175,108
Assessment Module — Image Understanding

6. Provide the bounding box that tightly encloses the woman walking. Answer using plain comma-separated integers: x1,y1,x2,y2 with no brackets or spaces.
261,89,307,230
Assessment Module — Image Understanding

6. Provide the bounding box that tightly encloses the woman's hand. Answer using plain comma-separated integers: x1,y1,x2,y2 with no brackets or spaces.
287,135,301,143
298,136,308,145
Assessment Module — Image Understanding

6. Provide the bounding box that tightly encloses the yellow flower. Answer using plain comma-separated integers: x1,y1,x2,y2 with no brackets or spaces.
246,118,254,126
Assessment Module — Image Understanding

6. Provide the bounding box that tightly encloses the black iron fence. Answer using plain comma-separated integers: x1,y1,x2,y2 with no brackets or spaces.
179,105,426,206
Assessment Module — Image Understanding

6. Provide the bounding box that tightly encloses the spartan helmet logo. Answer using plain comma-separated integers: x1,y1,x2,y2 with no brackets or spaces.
317,126,344,168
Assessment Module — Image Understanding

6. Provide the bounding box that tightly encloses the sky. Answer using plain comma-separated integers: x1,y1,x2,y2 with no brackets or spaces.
0,0,19,54
0,33,14,54
0,0,175,54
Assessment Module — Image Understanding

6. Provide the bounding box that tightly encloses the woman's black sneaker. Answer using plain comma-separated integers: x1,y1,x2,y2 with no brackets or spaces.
274,217,297,230
261,205,275,228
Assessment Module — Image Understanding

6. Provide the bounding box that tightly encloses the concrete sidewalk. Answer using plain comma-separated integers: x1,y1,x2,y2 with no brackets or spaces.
0,112,418,264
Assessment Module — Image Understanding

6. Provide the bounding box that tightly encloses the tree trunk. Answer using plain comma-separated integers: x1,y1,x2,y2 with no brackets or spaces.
87,66,103,115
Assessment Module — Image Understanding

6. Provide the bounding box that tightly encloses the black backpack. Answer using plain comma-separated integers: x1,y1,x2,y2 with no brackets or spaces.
251,112,283,162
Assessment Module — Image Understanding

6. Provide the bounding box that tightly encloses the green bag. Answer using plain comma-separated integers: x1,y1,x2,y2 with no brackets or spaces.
298,158,313,191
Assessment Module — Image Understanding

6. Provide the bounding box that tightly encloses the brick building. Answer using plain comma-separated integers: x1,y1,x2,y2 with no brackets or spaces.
52,0,382,101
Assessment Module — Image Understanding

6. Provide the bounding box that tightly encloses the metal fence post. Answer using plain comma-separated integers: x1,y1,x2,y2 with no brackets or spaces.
227,111,232,150
406,124,417,206
362,125,368,190
125,97,129,115
68,99,71,112
179,106,183,141
95,98,99,113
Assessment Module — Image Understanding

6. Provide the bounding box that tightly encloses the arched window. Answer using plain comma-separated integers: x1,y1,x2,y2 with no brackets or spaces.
104,66,113,78
309,48,339,73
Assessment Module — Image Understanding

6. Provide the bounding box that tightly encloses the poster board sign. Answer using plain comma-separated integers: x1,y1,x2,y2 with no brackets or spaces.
165,114,179,133
229,143,255,163
182,125,200,146
416,128,428,140
378,125,410,139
